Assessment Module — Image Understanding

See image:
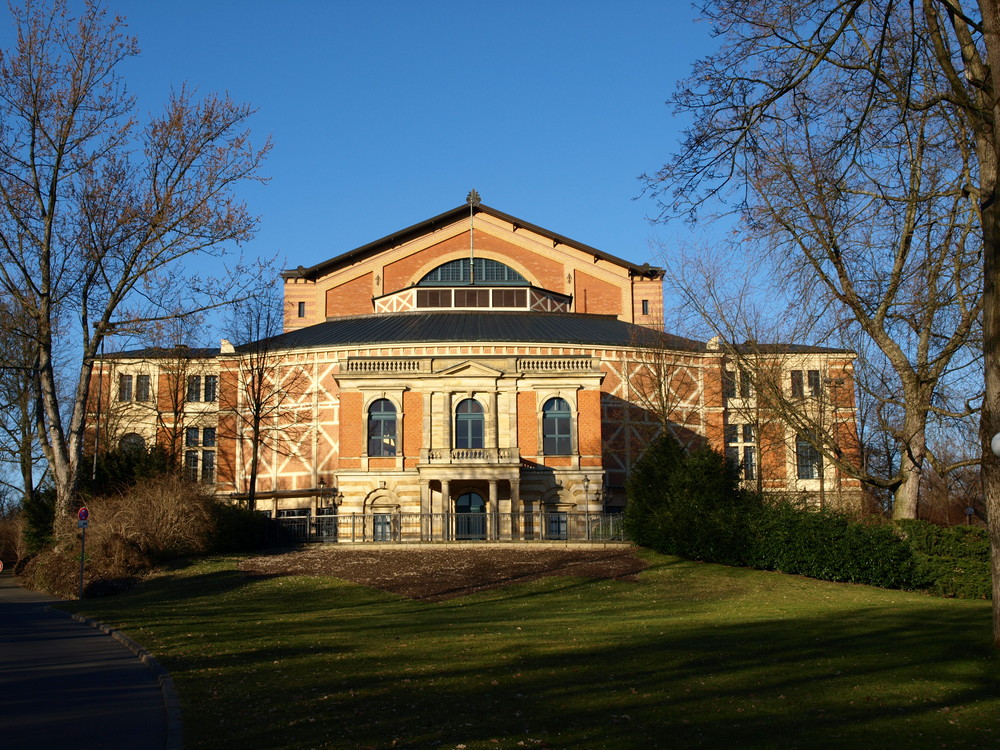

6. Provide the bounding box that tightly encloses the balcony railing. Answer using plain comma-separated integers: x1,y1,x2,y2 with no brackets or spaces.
422,448,520,464
266,511,625,545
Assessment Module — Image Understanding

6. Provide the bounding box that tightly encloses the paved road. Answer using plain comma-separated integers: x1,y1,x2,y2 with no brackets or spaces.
0,572,168,750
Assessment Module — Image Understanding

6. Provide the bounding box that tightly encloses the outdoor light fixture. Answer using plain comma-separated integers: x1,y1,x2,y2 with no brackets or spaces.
992,433,1000,458
584,475,590,500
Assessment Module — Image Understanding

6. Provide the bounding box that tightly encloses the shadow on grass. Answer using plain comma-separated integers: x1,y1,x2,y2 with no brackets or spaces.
73,556,1000,750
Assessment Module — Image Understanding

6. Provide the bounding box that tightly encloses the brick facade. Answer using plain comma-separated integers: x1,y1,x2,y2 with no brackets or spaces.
94,202,863,528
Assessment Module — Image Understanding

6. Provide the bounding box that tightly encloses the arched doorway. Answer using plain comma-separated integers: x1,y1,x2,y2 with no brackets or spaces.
455,491,486,540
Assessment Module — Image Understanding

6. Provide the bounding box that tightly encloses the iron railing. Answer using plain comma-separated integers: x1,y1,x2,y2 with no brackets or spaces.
265,511,625,545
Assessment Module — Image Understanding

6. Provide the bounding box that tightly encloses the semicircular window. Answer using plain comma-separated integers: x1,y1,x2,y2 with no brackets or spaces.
418,258,527,286
119,432,146,454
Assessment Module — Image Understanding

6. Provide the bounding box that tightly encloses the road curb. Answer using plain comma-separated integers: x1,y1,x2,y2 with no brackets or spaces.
50,608,183,750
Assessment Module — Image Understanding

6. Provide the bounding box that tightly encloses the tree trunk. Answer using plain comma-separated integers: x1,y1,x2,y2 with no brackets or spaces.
977,0,1000,651
892,412,928,520
247,414,262,513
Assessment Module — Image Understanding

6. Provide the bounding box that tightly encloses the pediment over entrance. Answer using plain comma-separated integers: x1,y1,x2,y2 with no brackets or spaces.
433,360,505,378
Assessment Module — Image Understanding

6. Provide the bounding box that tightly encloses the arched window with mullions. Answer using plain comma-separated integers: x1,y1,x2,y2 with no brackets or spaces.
368,399,397,457
455,399,484,450
542,397,572,455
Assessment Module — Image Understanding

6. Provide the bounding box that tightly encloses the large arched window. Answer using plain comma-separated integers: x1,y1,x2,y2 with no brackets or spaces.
455,399,484,450
419,258,527,286
542,397,572,455
368,399,397,457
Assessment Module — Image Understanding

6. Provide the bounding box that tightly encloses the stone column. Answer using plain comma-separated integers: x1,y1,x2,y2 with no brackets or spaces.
510,478,521,540
488,479,498,540
488,390,499,450
443,392,453,457
441,478,450,541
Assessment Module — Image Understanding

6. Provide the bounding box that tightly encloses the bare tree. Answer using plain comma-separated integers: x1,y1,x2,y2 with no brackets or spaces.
0,1,268,517
223,290,309,512
0,301,45,506
643,0,1000,643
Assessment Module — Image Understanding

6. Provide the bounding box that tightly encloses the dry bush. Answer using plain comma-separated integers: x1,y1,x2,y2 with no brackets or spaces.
88,475,217,561
0,515,23,566
21,476,220,597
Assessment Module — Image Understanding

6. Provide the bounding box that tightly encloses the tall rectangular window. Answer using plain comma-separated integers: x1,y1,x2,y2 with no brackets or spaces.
641,299,650,316
135,374,151,402
807,369,821,397
297,301,306,318
796,434,823,480
726,422,756,480
738,369,753,398
118,374,133,401
186,427,200,447
187,375,201,402
202,427,216,447
723,370,736,399
201,450,215,483
743,446,756,480
790,370,804,398
203,375,218,402
185,450,200,482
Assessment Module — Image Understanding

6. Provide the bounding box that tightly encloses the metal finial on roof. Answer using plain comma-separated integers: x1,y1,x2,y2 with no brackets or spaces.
467,189,480,284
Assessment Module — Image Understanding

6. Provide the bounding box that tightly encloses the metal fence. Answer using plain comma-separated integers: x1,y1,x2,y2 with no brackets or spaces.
265,511,625,545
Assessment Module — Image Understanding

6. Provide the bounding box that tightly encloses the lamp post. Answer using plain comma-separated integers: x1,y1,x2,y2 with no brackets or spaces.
583,475,590,505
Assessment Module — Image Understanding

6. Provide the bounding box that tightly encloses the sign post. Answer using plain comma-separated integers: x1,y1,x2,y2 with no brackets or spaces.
77,507,89,600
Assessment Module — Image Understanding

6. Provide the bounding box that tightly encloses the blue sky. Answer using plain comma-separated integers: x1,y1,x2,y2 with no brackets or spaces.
110,0,717,275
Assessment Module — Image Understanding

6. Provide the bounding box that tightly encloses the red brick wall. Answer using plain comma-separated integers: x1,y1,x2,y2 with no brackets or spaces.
518,391,537,458
339,391,362,458
578,389,603,467
575,270,621,316
383,230,564,291
761,421,787,482
403,390,423,456
325,272,373,318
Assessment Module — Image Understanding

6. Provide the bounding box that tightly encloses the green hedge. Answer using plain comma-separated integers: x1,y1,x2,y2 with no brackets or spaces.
896,520,991,599
625,435,920,591
745,503,918,589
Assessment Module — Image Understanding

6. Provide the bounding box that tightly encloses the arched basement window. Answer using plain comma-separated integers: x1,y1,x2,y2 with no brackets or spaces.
542,397,572,455
418,258,527,286
119,433,146,454
455,399,484,450
368,399,397,457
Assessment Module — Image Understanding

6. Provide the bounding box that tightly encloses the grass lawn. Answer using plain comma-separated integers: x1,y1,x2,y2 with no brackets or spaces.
68,549,998,749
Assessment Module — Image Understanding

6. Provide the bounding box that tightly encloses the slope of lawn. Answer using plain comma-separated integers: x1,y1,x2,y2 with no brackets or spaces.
67,550,998,749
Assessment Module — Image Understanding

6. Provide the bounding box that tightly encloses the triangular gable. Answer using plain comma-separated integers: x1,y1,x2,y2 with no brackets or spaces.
282,203,664,282
434,360,505,378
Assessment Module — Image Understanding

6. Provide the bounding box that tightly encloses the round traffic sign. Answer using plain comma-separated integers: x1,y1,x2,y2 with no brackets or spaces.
78,507,89,521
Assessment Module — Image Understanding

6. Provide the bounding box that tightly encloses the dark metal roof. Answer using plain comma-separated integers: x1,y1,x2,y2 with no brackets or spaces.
730,342,852,355
261,312,707,352
281,204,666,282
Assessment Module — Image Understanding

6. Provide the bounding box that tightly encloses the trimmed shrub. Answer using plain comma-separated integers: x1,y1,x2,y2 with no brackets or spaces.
626,435,920,591
209,502,267,552
747,504,918,589
896,519,989,561
896,520,991,599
